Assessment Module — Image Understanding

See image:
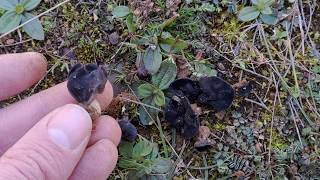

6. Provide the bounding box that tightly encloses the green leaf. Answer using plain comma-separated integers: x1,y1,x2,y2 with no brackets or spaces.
138,83,156,99
132,140,153,159
238,6,260,22
193,61,217,77
143,45,162,75
152,58,177,90
141,158,174,179
149,143,159,159
126,13,136,33
21,13,44,40
159,37,188,53
151,158,173,174
118,158,140,169
119,141,134,158
251,0,258,5
112,6,130,18
138,97,159,125
0,0,18,11
260,14,277,25
264,0,274,6
160,16,177,30
153,90,165,107
22,0,41,11
261,6,272,14
0,11,21,34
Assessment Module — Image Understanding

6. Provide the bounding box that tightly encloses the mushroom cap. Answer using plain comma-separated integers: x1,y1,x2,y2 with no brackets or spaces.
118,119,138,142
167,78,201,102
67,63,108,104
197,76,234,112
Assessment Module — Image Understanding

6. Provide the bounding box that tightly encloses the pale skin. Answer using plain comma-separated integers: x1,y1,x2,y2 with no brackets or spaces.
0,52,121,180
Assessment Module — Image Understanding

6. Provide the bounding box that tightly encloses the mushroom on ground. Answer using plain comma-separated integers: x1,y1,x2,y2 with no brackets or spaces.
164,92,199,139
167,78,201,102
197,76,234,112
118,117,138,142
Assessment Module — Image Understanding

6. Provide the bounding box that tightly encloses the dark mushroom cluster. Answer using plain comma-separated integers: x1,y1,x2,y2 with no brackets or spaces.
164,76,234,139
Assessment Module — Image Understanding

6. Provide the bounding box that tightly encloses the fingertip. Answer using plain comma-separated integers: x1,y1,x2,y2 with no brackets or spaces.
96,81,113,109
69,139,118,180
89,115,121,146
24,52,48,69
0,52,47,100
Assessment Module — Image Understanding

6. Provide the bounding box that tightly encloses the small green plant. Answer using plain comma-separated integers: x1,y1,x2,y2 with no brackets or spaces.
118,139,174,179
138,57,177,125
113,5,186,125
0,0,44,40
238,0,277,25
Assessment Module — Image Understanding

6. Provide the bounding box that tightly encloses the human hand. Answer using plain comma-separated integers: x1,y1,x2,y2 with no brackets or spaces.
0,53,121,180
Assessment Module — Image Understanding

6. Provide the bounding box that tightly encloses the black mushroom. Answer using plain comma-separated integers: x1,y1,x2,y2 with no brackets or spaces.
197,76,234,112
164,92,199,139
167,78,201,102
67,63,108,105
118,118,138,142
165,76,234,140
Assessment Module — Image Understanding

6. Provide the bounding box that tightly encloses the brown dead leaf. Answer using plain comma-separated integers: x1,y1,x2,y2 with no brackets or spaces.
255,142,263,153
198,126,211,140
234,170,245,179
194,126,215,151
174,56,191,78
215,111,226,120
166,0,181,17
105,92,136,118
195,51,204,60
232,79,248,89
129,0,155,20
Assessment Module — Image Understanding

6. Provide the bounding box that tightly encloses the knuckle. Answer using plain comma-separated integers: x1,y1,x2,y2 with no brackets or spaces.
0,141,65,180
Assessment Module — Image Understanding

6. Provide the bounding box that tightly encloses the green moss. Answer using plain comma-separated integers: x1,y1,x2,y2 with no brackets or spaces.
260,111,272,122
213,123,226,131
221,17,242,41
267,129,288,150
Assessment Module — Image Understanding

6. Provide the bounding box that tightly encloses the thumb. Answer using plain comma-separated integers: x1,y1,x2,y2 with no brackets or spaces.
0,104,92,180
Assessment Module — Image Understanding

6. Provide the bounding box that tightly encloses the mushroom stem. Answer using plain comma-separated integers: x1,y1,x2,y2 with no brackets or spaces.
81,99,101,121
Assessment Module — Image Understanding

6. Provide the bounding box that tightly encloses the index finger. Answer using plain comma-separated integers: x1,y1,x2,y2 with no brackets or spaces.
0,52,47,101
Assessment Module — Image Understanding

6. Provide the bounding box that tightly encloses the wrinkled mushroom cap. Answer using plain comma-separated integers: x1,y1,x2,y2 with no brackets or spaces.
168,78,201,102
164,92,199,139
67,63,108,104
197,76,234,112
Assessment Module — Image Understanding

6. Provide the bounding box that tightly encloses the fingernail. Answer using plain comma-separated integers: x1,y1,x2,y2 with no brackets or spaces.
48,104,92,149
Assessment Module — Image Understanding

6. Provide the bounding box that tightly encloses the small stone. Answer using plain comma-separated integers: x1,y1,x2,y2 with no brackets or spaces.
108,32,119,45
6,39,14,45
255,142,263,153
217,63,225,71
215,111,225,120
